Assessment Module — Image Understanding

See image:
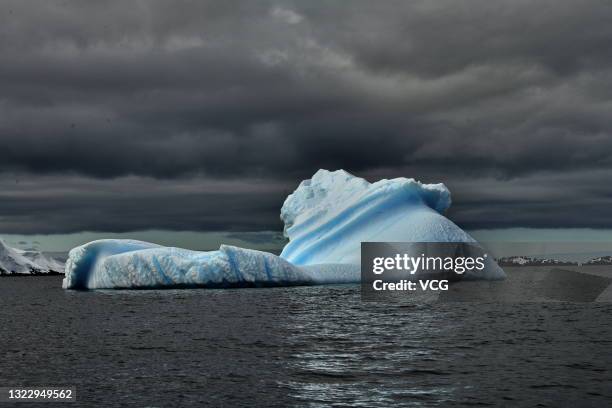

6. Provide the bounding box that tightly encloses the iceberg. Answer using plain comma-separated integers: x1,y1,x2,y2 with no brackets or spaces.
63,169,504,289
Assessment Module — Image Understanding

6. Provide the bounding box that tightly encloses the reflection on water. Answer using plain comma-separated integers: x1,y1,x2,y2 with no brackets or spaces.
280,287,455,407
284,290,454,406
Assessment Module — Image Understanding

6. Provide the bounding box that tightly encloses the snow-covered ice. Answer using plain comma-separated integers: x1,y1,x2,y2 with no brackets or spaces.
0,240,64,275
63,241,359,289
63,169,504,289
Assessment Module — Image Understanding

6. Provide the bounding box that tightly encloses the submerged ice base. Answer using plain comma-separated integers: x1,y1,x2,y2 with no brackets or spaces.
63,170,504,289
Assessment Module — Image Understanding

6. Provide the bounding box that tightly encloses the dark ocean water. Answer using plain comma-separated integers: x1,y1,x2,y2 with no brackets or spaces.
1,276,611,407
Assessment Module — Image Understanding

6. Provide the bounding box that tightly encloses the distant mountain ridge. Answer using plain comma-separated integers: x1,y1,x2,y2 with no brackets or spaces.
498,254,612,267
584,256,612,265
0,240,64,275
496,256,578,267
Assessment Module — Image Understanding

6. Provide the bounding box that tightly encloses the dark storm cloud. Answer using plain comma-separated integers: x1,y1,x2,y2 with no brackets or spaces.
0,175,288,234
0,0,611,232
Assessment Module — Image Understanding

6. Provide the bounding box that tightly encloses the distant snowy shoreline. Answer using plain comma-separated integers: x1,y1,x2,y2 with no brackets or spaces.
0,240,65,275
0,271,64,276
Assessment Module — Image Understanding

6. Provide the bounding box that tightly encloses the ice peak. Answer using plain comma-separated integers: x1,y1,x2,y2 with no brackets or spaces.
279,169,472,267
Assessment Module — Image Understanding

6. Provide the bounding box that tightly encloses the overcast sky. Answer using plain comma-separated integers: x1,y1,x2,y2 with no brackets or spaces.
1,0,612,242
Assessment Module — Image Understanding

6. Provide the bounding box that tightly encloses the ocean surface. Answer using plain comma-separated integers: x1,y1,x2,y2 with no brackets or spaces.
1,275,611,407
